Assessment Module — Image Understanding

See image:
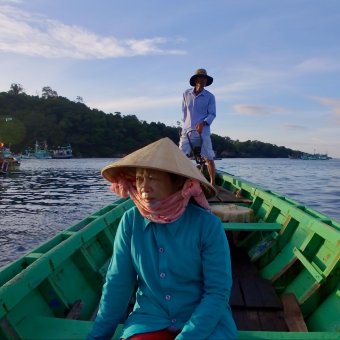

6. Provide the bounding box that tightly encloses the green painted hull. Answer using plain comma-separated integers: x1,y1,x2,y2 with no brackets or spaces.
1,170,340,339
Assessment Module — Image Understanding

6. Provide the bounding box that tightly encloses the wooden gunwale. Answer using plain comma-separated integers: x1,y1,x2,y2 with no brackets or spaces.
0,170,340,339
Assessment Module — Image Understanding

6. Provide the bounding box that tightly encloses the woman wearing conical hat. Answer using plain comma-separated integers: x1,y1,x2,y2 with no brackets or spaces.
87,138,237,340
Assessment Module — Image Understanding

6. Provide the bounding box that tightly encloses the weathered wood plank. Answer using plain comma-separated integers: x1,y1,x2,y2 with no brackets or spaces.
240,277,264,308
0,317,21,340
258,310,288,332
231,246,283,310
229,278,244,307
216,187,253,204
256,278,282,309
230,247,260,279
281,293,308,332
239,276,282,309
232,310,247,331
232,310,262,331
66,299,84,320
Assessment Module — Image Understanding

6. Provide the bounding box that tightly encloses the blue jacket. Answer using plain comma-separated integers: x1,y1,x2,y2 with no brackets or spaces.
87,203,237,339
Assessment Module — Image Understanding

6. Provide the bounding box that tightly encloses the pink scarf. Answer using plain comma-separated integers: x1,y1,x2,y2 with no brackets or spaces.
110,174,211,224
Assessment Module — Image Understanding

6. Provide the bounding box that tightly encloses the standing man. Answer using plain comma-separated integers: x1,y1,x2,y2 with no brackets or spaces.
179,69,218,191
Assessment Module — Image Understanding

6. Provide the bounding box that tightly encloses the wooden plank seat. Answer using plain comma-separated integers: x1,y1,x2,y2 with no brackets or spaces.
223,223,282,232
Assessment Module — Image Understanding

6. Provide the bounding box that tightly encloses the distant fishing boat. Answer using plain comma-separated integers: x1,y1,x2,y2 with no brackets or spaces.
308,154,318,160
308,152,329,160
21,141,52,159
288,155,300,159
319,154,328,160
300,151,329,160
34,141,52,159
51,144,73,159
21,142,73,159
21,148,35,159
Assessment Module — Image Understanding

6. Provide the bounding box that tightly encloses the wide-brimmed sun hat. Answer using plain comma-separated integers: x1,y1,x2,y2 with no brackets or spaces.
101,138,216,199
189,69,213,87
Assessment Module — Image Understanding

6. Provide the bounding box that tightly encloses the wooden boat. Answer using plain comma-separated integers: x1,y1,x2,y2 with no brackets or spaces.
0,144,20,172
0,152,20,175
5,157,20,172
0,158,9,175
1,170,340,339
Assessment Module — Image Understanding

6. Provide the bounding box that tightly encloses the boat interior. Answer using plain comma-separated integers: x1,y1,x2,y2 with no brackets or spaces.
207,185,291,333
1,170,340,339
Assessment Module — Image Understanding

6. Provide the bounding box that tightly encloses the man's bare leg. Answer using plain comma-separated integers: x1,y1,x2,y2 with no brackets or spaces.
205,158,219,193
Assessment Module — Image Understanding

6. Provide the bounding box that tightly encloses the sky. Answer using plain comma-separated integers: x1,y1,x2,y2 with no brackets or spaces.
0,0,339,157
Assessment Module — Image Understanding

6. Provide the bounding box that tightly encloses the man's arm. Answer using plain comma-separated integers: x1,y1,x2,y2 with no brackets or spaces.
196,94,216,134
204,94,216,126
182,92,187,124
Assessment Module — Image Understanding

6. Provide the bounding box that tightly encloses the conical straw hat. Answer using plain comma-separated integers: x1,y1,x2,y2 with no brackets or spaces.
102,137,216,199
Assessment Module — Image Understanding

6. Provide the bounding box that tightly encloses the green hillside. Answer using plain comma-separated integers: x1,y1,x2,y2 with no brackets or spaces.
0,89,302,158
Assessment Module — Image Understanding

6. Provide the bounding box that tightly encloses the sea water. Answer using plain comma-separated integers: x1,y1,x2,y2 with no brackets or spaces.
0,158,339,269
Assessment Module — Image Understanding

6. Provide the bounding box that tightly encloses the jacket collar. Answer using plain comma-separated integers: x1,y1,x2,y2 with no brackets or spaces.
190,88,205,97
142,207,187,236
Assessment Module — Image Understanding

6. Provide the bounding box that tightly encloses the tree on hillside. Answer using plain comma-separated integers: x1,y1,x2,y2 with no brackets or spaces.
42,86,58,99
0,91,302,158
76,96,83,103
9,83,24,95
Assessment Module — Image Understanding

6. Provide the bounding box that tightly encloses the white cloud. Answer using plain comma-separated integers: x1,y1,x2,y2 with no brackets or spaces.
309,96,340,126
213,81,258,95
0,5,186,59
233,104,292,116
233,104,270,115
296,58,340,73
278,124,308,131
309,96,340,115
